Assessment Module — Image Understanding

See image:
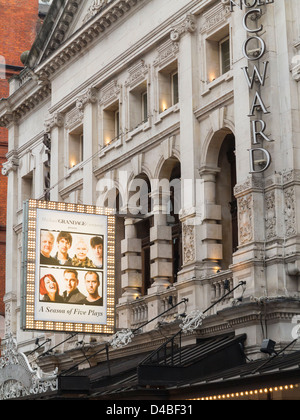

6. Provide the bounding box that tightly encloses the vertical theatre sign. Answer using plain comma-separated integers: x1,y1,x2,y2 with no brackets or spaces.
22,200,115,335
230,0,274,173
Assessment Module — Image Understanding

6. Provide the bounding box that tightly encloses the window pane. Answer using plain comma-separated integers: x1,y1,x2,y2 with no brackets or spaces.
221,38,230,74
142,92,148,122
172,72,179,105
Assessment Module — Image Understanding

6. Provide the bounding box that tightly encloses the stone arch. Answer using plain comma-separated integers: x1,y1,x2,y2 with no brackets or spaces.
128,172,152,215
155,156,182,283
201,127,233,169
216,131,238,268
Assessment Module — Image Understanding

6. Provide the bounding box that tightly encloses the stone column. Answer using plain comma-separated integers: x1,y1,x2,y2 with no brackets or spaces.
198,167,223,273
2,124,19,336
149,189,173,294
120,218,142,302
44,112,64,202
172,14,208,282
78,88,98,205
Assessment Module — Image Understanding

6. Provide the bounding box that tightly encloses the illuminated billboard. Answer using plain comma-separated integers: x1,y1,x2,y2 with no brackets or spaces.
21,200,115,334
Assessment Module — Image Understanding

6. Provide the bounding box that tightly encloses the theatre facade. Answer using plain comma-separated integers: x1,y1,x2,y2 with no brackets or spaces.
1,0,300,400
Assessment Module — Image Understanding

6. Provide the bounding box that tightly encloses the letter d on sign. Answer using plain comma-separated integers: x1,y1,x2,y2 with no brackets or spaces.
249,148,271,173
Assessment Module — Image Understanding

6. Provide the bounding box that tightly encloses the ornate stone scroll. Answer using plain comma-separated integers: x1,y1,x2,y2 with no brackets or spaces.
0,334,58,400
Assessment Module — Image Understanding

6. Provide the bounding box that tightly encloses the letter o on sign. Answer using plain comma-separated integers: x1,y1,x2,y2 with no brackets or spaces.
243,36,266,61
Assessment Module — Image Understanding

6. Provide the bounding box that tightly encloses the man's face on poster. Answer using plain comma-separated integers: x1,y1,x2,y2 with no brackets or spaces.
93,244,103,259
41,233,54,257
85,273,100,296
64,272,78,294
57,238,71,255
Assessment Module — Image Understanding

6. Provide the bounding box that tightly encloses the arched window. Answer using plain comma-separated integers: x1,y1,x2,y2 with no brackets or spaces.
216,132,238,268
129,173,152,295
159,158,182,283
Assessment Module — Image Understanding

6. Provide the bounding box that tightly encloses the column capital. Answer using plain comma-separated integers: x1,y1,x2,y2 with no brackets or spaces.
170,13,196,42
198,165,221,178
44,111,64,133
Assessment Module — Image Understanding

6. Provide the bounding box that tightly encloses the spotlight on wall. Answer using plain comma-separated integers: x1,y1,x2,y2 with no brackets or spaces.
260,339,277,356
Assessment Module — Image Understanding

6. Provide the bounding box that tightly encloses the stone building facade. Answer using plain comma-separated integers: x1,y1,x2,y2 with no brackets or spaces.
1,0,300,397
0,0,48,340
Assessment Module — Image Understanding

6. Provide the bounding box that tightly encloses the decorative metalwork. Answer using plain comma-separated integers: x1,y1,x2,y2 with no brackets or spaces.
180,310,206,334
0,334,58,400
109,329,134,349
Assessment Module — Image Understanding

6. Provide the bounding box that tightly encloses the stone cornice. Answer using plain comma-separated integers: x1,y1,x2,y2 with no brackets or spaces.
34,0,144,85
0,0,211,125
0,83,51,127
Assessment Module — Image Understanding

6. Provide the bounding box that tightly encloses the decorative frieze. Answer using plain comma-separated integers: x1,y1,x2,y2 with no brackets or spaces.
201,1,231,34
153,39,179,69
234,176,264,198
100,80,121,106
65,106,84,130
125,60,149,88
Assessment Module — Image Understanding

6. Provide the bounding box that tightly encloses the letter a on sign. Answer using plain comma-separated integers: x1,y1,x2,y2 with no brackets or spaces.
249,91,269,116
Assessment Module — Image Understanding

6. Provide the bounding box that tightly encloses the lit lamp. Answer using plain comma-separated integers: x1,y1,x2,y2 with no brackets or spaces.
161,101,168,112
209,73,216,82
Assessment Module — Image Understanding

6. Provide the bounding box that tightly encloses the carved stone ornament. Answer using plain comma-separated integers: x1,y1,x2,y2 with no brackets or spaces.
284,187,296,238
44,112,64,133
170,14,196,42
1,157,19,177
265,190,276,240
83,0,112,24
0,334,58,400
109,329,134,349
238,194,253,245
183,223,196,265
76,87,98,110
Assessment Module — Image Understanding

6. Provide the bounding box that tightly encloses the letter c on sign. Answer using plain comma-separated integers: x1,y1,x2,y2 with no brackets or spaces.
243,9,263,33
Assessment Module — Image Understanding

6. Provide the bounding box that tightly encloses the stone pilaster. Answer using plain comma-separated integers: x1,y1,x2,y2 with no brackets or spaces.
149,189,172,293
120,218,142,302
44,111,64,202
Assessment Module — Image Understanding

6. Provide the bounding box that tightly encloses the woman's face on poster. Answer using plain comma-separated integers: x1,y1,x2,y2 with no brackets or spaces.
44,276,57,295
75,240,88,260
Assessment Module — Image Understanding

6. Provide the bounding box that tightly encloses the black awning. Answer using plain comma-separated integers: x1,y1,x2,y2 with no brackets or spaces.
167,347,300,400
137,333,247,386
83,333,247,399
